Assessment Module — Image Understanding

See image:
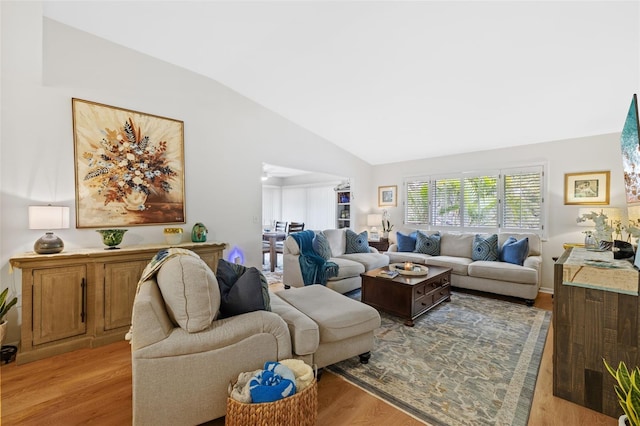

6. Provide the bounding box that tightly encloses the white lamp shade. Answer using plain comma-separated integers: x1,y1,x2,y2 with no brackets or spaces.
367,214,382,227
629,205,640,222
29,206,70,230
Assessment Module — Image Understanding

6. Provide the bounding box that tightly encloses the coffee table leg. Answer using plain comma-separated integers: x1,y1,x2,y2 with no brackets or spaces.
404,319,415,327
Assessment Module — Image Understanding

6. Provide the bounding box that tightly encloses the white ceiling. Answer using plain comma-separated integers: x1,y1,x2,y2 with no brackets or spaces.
42,1,639,165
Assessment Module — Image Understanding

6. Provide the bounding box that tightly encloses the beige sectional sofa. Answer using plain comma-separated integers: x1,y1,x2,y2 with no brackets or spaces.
131,254,380,425
283,228,389,294
386,227,542,304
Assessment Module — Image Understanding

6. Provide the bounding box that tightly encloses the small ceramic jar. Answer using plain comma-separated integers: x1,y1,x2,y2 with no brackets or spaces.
164,228,183,245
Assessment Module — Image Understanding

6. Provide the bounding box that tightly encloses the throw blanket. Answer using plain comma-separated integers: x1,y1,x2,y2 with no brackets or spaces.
249,362,296,403
125,248,200,342
291,230,339,285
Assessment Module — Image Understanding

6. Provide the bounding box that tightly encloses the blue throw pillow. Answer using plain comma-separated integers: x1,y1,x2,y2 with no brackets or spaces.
345,229,370,254
415,231,440,255
500,237,529,266
472,234,499,261
396,231,418,252
312,232,332,260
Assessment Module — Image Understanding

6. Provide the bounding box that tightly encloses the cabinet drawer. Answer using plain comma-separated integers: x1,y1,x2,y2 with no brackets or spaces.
413,294,435,314
413,283,427,299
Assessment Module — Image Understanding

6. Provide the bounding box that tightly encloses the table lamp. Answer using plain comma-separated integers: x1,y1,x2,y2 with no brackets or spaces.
29,205,70,254
367,214,382,241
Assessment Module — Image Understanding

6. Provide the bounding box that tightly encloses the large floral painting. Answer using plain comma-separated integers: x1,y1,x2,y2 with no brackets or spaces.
72,98,185,228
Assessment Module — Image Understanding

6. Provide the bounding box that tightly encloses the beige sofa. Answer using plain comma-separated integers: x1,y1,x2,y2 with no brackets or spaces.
386,228,542,304
131,254,380,425
283,228,390,294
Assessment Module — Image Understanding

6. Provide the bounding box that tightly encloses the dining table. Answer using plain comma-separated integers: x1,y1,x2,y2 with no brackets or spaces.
263,231,287,272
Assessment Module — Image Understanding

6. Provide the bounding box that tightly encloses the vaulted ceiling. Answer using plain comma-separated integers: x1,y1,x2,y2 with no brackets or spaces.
42,1,639,165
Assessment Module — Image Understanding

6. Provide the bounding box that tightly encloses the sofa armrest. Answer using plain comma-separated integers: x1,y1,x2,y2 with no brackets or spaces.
388,243,399,252
134,309,291,360
369,246,380,253
131,279,174,351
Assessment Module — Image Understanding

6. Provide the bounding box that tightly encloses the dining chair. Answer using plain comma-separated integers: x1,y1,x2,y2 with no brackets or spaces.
274,221,288,233
288,222,305,234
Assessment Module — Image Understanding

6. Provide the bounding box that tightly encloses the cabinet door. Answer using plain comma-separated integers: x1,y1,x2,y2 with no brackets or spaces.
104,261,146,330
33,265,87,346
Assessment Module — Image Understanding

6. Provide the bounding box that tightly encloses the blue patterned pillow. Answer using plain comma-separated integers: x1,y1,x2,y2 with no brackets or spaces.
500,237,529,265
345,229,370,254
312,232,332,260
396,231,418,252
415,231,440,255
472,234,498,261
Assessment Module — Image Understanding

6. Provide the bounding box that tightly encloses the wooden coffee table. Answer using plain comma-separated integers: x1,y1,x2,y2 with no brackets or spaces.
361,265,452,326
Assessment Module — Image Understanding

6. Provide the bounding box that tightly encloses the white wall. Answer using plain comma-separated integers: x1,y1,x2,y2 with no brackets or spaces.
0,3,372,343
368,133,627,293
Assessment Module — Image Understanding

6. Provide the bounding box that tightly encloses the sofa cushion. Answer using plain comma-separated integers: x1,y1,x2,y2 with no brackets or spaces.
440,233,475,258
468,261,538,285
500,237,529,266
396,231,418,252
345,229,370,254
339,252,389,271
312,232,332,260
472,234,498,261
425,256,472,276
275,284,381,343
415,231,441,255
269,290,319,356
157,255,220,333
386,251,431,264
216,259,271,319
327,257,365,280
323,229,347,257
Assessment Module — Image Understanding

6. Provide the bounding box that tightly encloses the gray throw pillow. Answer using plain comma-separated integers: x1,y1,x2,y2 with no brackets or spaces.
216,259,271,319
472,234,499,261
415,231,440,255
345,229,369,254
312,232,332,260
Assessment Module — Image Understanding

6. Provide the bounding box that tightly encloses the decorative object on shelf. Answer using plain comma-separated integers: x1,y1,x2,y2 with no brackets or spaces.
381,209,393,238
367,214,382,241
97,229,128,249
620,94,640,204
28,205,70,254
577,208,617,247
603,359,640,426
378,185,397,207
0,288,18,344
163,227,183,245
389,262,429,276
614,240,635,260
72,98,185,228
191,223,208,242
564,171,610,205
583,231,598,249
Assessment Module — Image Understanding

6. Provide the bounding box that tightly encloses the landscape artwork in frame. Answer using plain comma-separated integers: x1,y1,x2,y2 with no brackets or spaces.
72,98,186,228
564,171,610,205
379,185,397,207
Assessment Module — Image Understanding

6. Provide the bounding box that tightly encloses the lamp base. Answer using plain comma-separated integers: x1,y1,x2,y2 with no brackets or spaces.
34,232,64,254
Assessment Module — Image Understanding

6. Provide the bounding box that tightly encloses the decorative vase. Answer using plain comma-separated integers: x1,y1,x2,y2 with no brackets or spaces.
97,229,128,249
123,191,148,211
164,228,183,245
191,223,208,242
619,415,628,426
584,233,597,249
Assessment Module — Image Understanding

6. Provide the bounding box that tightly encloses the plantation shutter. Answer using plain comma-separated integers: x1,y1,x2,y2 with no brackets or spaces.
502,167,543,230
463,174,498,227
405,178,429,224
431,177,461,227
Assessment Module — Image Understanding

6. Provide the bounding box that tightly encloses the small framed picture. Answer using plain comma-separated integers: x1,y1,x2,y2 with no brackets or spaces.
564,171,610,205
378,185,397,207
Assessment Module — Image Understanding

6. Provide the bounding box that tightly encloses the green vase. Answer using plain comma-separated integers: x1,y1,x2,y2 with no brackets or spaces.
191,223,208,242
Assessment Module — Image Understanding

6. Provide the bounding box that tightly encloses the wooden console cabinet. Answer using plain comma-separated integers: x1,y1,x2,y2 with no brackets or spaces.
10,242,226,364
554,247,640,417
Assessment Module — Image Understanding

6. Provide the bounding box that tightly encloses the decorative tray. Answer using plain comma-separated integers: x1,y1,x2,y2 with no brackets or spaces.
389,263,429,276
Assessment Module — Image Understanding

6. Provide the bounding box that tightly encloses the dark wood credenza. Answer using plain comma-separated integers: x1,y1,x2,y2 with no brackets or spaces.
553,247,640,417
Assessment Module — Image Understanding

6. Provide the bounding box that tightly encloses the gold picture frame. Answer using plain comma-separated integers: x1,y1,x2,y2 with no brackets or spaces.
72,98,186,228
564,171,610,205
378,185,397,207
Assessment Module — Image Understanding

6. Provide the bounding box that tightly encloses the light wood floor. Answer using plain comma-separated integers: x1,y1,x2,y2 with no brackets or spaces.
0,292,618,425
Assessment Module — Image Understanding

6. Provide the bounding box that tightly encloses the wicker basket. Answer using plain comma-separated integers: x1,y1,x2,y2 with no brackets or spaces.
225,379,318,426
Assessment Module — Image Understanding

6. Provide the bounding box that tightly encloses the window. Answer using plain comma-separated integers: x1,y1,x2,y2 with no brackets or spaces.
404,165,544,232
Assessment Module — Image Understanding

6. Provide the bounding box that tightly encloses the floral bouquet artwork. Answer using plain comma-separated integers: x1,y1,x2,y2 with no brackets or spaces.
73,99,185,228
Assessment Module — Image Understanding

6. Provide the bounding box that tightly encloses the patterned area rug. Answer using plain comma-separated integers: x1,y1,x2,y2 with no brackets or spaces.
262,268,283,285
328,290,550,426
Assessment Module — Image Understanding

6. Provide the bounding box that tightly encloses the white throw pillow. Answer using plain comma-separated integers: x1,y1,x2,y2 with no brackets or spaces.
157,255,220,332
